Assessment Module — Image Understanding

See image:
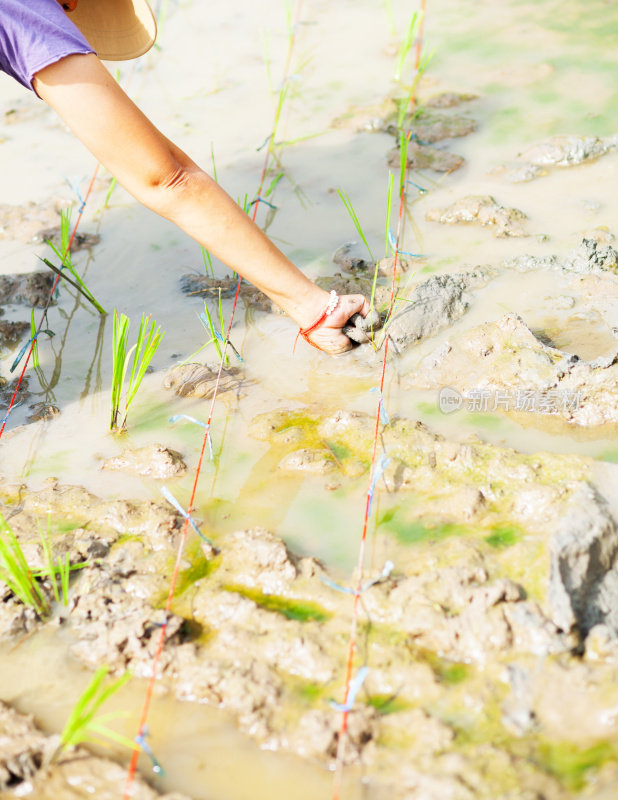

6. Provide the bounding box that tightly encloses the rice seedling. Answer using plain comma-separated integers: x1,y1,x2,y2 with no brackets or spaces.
201,246,215,278
394,12,419,82
58,665,135,754
36,520,88,606
0,513,49,616
337,190,375,261
44,208,106,315
210,142,219,183
182,289,242,366
385,171,395,256
104,177,118,209
110,312,164,431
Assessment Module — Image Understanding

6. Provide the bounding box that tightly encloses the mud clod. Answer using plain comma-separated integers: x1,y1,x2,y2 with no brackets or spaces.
163,362,244,399
426,195,528,238
101,444,187,478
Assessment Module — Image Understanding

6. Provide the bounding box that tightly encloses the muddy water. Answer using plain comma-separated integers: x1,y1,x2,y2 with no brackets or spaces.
2,0,618,798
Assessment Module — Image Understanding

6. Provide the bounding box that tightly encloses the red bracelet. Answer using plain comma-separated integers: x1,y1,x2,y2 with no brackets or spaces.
294,290,340,352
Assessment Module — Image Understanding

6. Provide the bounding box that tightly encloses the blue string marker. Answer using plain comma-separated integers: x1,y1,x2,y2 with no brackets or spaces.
10,330,55,373
388,228,423,258
330,667,369,713
321,559,394,597
135,726,165,776
169,414,213,461
369,387,390,426
160,486,213,545
367,454,391,518
250,196,277,210
0,400,23,427
65,175,87,214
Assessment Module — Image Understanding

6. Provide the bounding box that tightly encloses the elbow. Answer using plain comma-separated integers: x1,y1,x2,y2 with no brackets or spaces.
137,162,201,217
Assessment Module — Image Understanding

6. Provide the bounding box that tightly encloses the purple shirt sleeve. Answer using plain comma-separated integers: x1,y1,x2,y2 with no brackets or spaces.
0,0,94,91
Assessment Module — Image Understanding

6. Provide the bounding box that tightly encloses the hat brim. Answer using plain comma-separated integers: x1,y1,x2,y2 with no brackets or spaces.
69,0,157,61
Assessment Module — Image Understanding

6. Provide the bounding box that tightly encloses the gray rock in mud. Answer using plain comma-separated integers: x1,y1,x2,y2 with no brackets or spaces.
163,362,244,399
388,141,464,173
426,195,528,238
549,483,618,637
496,134,618,182
0,320,29,350
101,444,187,479
386,267,496,351
0,272,56,308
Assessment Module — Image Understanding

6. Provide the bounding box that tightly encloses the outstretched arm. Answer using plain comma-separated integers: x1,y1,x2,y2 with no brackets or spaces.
32,53,369,354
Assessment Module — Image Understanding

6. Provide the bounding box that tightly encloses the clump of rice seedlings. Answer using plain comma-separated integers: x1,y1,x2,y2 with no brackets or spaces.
110,312,164,432
44,208,106,315
0,513,49,616
58,665,134,754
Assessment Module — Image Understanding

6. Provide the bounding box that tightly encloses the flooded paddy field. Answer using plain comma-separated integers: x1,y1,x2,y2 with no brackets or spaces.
2,0,618,798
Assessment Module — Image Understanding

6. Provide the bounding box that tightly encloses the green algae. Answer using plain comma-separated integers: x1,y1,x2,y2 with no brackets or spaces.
484,525,520,550
536,740,618,791
224,585,332,623
367,693,411,715
411,647,471,686
378,509,470,545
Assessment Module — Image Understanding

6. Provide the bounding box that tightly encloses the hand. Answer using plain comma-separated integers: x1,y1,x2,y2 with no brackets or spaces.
302,294,375,355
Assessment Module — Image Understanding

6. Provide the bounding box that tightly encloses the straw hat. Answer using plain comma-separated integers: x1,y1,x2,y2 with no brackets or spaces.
68,0,157,61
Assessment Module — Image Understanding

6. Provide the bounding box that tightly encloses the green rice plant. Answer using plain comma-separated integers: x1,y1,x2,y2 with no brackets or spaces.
110,312,164,431
394,12,419,82
399,130,411,194
36,519,88,606
210,142,218,183
337,190,375,261
383,0,396,37
104,177,118,209
59,666,134,753
385,171,395,256
30,309,39,369
0,513,49,616
45,208,106,315
201,246,215,278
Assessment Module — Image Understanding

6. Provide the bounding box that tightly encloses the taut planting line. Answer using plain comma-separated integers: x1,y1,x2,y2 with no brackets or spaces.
122,2,307,794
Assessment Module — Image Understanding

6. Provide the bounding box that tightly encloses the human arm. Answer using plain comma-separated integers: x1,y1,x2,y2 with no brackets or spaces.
32,53,370,354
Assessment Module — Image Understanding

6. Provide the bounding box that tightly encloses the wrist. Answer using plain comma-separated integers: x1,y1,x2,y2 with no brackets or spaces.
278,282,331,329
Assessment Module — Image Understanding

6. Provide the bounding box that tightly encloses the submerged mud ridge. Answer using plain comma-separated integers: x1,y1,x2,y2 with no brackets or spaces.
2,409,618,798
